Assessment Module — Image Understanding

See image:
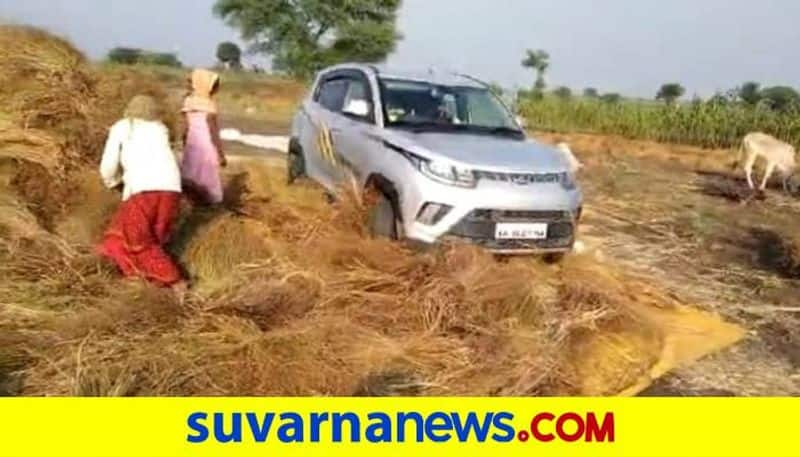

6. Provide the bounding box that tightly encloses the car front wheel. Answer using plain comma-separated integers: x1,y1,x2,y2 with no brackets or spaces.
369,193,399,240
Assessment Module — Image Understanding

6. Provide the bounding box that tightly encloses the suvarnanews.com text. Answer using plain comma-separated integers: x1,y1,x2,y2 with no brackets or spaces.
187,410,615,445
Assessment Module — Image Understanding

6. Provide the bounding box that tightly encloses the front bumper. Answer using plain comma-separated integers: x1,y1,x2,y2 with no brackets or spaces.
444,209,576,254
399,173,583,254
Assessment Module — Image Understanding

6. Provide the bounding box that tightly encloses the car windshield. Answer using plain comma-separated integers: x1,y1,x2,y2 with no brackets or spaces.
379,78,522,137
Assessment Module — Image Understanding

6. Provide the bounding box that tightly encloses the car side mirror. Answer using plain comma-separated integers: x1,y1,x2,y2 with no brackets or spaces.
342,99,371,119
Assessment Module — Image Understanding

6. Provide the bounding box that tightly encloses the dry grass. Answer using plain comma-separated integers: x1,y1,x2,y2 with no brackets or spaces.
534,131,735,174
218,73,306,122
785,235,800,277
0,25,180,226
2,158,742,397
749,229,800,280
0,25,181,164
696,173,767,204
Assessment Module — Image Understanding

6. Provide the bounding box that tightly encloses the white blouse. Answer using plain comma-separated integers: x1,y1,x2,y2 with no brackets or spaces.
100,119,182,201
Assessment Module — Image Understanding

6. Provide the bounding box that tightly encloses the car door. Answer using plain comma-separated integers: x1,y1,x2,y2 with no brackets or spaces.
325,71,380,190
305,75,349,191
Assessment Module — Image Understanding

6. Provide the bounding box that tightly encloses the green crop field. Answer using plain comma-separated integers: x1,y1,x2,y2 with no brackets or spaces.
519,96,800,149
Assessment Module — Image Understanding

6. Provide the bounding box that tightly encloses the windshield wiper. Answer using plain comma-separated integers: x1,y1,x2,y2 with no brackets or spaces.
391,120,465,133
390,121,524,138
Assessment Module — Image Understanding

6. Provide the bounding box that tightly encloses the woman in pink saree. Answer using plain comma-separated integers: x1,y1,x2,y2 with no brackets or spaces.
181,69,227,205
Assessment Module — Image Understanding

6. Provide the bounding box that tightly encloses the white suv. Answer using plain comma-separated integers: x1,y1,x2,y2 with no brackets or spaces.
289,64,583,254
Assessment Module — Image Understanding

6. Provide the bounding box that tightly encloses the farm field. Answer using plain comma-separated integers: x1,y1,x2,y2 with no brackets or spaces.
534,132,800,395
519,95,800,150
1,27,798,397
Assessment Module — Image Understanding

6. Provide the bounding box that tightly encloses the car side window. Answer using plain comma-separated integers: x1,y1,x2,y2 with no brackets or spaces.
316,78,349,112
343,80,367,107
341,78,374,123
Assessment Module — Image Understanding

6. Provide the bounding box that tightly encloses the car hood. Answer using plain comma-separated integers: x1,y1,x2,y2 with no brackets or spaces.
381,130,570,173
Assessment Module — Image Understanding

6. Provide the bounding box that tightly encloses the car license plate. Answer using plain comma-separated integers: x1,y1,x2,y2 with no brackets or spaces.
495,223,548,240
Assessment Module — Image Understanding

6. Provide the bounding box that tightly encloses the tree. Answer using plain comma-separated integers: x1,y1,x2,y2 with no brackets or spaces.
759,86,800,112
708,92,732,106
107,47,142,65
554,86,572,100
583,87,599,98
107,47,182,67
142,52,182,68
600,93,622,104
214,0,402,78
738,81,761,106
521,49,550,91
656,83,686,104
217,41,242,69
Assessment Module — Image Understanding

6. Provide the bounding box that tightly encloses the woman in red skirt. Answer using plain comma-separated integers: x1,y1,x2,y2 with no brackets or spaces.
97,95,185,288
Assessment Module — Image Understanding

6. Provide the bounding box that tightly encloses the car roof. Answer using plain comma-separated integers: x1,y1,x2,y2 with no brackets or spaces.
321,63,487,88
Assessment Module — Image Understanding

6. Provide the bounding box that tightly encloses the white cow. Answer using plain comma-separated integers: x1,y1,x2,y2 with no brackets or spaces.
556,142,583,174
739,132,797,192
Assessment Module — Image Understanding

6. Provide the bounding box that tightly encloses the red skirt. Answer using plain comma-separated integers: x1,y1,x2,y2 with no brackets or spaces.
97,191,183,287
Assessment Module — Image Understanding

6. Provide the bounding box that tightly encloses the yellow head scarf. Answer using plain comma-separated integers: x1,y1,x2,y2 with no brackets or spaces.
181,69,220,114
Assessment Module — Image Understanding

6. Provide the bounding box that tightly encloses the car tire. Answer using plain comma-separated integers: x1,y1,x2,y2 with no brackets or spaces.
369,193,399,240
287,146,306,185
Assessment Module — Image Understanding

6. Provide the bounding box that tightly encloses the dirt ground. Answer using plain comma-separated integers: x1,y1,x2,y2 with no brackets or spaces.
221,122,800,396
536,132,800,396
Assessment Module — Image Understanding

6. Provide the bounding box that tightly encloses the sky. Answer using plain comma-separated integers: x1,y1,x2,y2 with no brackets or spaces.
3,0,800,97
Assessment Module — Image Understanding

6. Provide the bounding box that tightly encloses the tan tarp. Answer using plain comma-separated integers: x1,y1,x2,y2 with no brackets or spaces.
573,303,744,396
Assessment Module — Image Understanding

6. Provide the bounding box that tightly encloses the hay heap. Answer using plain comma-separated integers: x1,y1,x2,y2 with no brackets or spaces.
0,25,179,225
1,26,743,397
4,156,743,397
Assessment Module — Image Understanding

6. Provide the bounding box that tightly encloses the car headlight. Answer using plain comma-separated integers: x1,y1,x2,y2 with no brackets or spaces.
384,141,477,188
560,171,577,190
420,160,476,188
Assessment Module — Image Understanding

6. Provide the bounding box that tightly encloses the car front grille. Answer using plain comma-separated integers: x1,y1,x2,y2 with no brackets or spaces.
449,237,574,251
469,209,570,222
446,209,575,251
475,170,563,185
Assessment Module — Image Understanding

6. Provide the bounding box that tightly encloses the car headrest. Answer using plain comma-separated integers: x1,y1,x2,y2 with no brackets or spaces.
343,99,370,117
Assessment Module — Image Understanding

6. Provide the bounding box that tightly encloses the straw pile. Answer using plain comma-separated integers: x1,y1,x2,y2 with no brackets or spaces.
1,157,740,396
0,25,179,226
